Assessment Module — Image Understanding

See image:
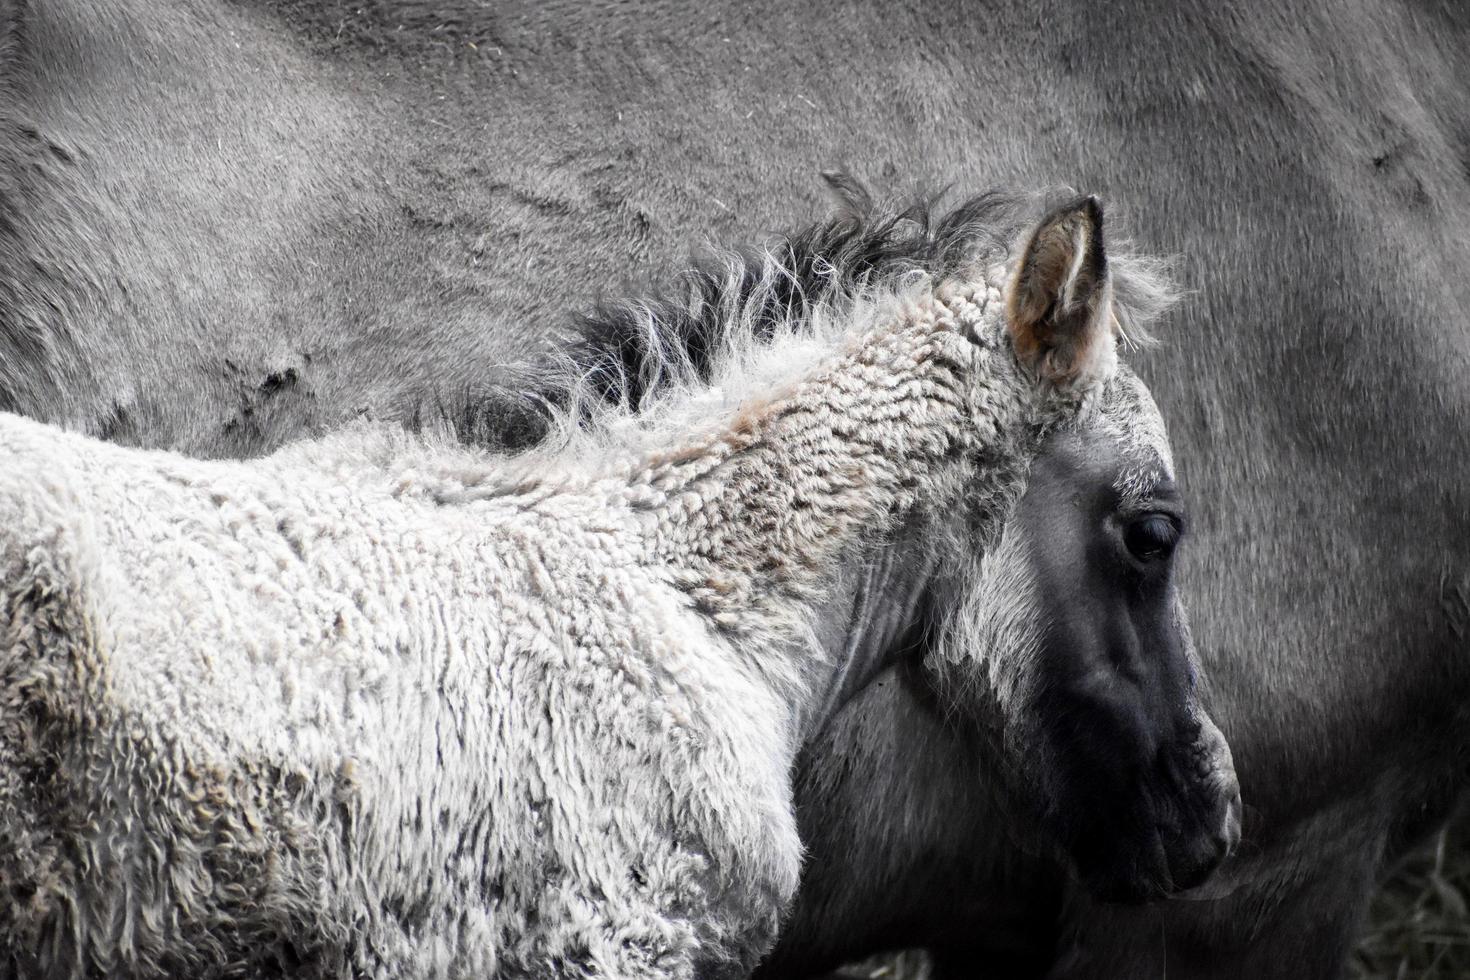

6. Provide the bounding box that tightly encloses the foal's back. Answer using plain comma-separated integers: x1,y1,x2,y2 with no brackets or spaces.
0,415,795,978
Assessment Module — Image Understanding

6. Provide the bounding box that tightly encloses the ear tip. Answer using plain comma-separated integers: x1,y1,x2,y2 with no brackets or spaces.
1038,193,1105,233
1069,194,1104,231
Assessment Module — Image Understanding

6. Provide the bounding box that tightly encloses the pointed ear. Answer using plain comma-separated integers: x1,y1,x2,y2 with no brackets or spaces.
1005,195,1117,387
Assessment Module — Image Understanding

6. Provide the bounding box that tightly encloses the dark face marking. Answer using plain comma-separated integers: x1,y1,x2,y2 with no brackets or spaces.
1018,424,1240,902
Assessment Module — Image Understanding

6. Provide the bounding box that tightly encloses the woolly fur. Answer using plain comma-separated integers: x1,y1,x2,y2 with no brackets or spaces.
0,205,1170,977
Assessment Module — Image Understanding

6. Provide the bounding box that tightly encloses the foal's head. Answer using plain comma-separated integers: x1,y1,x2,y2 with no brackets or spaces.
504,178,1239,902
929,198,1240,901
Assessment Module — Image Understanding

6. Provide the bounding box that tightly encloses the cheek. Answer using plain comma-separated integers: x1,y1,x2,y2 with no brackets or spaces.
926,531,1045,713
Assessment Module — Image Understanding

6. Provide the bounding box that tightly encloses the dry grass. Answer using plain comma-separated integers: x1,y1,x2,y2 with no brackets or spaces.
831,951,933,979
1352,821,1470,980
829,822,1470,980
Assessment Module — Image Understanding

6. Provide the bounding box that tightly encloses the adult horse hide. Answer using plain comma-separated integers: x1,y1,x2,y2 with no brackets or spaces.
0,1,1468,977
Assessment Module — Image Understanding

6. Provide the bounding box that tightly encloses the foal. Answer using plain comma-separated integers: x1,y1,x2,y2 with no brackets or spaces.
0,197,1228,978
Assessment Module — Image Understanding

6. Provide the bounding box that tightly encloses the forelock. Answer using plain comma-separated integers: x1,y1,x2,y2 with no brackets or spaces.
1088,367,1175,500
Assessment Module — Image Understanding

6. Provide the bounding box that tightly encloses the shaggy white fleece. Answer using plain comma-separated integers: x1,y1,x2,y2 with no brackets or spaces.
0,274,1104,978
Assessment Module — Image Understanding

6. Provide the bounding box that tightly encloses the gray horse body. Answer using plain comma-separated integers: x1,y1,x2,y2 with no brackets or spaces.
3,0,1469,976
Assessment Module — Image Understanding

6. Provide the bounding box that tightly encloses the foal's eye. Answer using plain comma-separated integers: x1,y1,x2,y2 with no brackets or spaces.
1123,515,1180,562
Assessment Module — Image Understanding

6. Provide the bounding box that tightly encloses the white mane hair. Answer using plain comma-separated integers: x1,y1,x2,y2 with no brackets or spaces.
1107,249,1179,349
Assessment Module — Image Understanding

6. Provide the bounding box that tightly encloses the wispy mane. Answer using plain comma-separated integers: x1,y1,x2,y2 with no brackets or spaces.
570,178,1018,408
452,176,1178,455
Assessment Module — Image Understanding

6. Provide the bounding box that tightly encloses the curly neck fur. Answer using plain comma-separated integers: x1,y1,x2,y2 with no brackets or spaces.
576,278,1079,729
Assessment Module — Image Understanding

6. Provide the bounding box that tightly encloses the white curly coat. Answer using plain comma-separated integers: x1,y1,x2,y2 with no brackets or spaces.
0,273,1110,978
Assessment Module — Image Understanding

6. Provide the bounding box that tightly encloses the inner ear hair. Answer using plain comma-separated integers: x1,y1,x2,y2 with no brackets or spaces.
1006,195,1113,385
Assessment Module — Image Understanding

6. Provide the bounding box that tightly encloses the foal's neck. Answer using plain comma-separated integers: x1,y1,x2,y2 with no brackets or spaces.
623,282,1035,670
